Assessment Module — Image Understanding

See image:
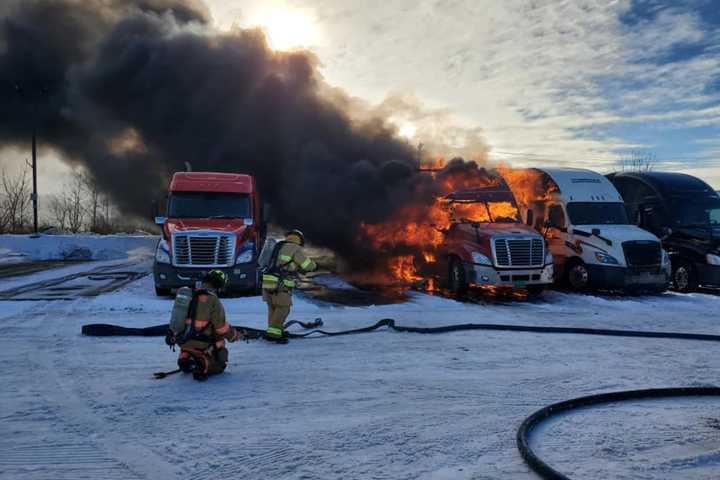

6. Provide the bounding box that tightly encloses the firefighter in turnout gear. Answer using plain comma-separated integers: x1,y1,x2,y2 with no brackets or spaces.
169,270,241,381
262,229,317,343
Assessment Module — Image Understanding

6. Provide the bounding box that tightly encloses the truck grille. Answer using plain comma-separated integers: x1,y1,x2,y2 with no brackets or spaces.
622,241,661,268
173,233,235,267
494,238,544,267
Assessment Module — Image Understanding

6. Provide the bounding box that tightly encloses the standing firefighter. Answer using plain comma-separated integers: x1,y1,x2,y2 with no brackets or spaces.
165,270,241,381
261,229,317,343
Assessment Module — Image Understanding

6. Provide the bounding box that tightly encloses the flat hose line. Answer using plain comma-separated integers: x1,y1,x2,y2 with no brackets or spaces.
80,318,720,479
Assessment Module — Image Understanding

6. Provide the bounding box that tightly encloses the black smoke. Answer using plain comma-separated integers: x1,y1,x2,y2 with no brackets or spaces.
0,0,470,265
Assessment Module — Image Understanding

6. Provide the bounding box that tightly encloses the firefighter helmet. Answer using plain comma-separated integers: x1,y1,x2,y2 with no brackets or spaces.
285,229,305,246
203,269,228,290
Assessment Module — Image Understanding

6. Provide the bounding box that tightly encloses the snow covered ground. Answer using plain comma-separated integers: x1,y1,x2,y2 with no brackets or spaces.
1,256,719,479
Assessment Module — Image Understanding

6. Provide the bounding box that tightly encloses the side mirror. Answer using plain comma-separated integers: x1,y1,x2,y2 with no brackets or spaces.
155,216,167,226
591,228,601,236
526,209,534,227
662,227,673,238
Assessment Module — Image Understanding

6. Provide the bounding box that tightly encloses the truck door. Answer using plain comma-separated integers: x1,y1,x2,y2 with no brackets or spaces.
545,204,570,264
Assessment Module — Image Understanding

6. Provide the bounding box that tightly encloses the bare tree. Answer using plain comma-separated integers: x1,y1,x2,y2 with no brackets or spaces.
620,151,656,172
0,168,31,233
65,173,86,233
48,194,69,231
83,173,101,232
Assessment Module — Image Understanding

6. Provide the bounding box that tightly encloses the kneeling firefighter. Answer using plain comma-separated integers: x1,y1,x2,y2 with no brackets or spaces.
261,229,317,343
165,270,242,381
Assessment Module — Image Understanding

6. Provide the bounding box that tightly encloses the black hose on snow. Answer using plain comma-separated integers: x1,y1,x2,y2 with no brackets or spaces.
82,318,720,343
516,387,720,480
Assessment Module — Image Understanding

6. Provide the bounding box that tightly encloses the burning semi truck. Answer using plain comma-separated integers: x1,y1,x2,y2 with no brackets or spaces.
153,172,266,296
419,186,554,294
360,163,554,295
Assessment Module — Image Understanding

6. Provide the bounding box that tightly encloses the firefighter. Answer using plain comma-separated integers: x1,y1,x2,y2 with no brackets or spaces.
166,270,241,381
261,229,317,343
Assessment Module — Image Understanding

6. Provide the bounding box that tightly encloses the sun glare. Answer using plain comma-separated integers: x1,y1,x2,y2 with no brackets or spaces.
249,9,319,51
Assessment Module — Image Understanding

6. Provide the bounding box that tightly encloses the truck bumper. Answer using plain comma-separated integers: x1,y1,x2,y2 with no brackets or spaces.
697,264,720,287
586,265,670,291
153,262,258,292
467,263,554,287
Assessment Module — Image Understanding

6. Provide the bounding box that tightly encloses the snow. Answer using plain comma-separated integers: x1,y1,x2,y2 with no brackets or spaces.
0,249,719,479
0,234,157,262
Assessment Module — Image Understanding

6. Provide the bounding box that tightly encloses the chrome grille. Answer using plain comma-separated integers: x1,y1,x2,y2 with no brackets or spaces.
494,237,544,267
173,232,235,267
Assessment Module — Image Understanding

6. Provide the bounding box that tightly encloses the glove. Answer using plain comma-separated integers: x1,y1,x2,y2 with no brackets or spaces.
164,329,176,347
229,328,246,343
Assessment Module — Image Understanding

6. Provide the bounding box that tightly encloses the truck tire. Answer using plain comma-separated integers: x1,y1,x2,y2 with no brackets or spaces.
672,260,698,293
566,260,590,291
448,257,468,296
155,286,172,297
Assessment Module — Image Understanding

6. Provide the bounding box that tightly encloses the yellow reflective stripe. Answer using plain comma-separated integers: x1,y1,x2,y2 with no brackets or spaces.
300,258,313,269
279,254,293,263
262,274,278,282
283,279,296,287
266,327,283,337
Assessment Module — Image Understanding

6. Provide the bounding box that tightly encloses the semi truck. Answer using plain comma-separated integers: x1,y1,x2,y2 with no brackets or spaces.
422,185,554,295
607,171,720,292
153,172,266,296
505,168,671,293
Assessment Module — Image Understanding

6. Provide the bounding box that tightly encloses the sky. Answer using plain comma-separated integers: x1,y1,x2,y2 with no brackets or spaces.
205,0,720,187
1,0,718,201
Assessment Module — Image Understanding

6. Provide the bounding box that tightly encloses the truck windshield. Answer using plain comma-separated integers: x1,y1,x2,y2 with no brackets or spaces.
168,192,251,219
566,202,630,225
673,199,720,227
452,201,520,223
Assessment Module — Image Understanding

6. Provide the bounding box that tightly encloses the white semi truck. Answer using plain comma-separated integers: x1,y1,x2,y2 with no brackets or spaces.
504,168,671,292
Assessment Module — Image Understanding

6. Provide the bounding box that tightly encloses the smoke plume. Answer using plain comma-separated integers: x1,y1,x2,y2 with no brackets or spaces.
0,0,482,266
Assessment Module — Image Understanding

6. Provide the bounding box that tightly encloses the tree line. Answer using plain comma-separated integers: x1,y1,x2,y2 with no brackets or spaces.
0,167,147,234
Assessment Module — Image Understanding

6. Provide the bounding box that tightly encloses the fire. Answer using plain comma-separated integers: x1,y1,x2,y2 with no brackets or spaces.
497,164,555,206
357,161,522,286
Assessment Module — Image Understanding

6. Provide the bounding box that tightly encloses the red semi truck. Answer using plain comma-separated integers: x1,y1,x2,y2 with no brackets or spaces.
153,172,266,296
420,186,554,294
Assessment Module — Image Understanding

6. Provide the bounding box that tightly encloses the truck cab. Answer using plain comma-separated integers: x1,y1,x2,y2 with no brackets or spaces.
506,168,671,293
608,171,720,292
426,186,554,294
153,172,266,296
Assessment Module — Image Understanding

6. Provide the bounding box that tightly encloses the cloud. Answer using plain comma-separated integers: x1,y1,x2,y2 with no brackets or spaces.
215,0,719,185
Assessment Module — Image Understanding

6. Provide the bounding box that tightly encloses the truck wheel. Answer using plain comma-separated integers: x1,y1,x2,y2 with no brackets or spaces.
526,285,545,296
672,261,698,292
155,286,171,297
448,257,468,296
566,260,590,291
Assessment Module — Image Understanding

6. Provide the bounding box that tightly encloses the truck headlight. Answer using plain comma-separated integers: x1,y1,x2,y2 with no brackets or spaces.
155,239,171,264
235,249,254,264
661,249,671,266
545,251,554,265
471,252,492,266
707,254,720,266
594,252,619,265
236,239,256,264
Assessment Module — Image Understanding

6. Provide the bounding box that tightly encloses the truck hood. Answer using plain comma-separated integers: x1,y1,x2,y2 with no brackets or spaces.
455,222,541,238
572,224,660,244
163,218,251,237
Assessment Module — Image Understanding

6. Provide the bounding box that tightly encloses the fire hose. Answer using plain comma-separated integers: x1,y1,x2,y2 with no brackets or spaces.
81,318,720,479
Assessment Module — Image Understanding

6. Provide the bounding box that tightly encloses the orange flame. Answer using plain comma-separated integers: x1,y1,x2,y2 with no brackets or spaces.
358,164,521,286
